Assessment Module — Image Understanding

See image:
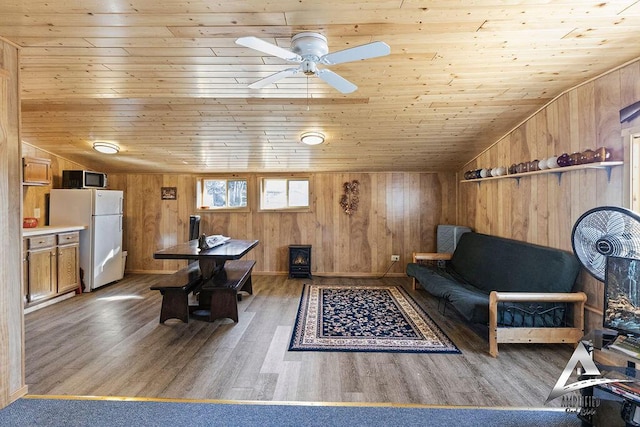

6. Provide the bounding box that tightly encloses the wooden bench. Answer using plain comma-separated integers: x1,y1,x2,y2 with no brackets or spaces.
196,260,256,322
150,263,203,323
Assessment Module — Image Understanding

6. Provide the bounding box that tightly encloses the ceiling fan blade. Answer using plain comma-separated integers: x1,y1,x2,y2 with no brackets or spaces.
248,67,300,89
235,36,302,62
315,69,357,94
320,41,390,65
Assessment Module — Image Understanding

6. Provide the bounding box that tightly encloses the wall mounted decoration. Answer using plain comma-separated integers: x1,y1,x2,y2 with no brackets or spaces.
339,180,359,215
161,187,177,200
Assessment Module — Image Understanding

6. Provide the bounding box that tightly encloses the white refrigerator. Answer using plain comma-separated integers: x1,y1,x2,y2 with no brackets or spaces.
50,189,124,291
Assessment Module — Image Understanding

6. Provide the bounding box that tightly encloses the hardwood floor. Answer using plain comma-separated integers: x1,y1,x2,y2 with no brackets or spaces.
25,274,573,407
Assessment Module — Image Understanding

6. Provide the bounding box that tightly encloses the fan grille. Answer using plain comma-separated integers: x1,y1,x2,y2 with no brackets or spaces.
572,206,640,281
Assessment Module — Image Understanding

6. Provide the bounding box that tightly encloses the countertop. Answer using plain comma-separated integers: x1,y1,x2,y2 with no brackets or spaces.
22,225,86,237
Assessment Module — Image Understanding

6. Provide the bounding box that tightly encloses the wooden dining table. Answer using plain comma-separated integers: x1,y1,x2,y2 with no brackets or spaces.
152,238,259,323
153,238,259,282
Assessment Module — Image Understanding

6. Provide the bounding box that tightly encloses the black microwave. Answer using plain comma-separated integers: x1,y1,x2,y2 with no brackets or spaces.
62,170,108,189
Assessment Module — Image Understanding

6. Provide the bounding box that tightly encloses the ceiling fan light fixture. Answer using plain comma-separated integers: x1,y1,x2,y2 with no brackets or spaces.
300,132,325,145
93,141,120,154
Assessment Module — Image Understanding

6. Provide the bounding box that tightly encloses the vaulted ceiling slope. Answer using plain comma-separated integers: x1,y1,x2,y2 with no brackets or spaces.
3,1,640,173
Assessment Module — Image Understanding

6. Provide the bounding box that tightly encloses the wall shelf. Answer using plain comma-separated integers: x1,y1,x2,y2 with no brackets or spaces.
460,161,623,186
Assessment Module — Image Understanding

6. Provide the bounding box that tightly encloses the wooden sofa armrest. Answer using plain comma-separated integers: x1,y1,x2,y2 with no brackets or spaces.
410,252,453,290
488,291,587,357
412,252,452,262
490,291,588,303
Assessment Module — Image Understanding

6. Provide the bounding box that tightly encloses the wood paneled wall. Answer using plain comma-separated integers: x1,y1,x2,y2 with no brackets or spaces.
107,172,457,276
457,59,640,332
0,38,26,407
21,143,86,224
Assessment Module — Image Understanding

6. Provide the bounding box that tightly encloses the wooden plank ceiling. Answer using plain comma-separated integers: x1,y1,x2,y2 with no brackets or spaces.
2,0,640,173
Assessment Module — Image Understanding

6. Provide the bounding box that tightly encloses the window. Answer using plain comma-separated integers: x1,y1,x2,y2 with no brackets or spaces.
260,177,310,211
197,177,248,210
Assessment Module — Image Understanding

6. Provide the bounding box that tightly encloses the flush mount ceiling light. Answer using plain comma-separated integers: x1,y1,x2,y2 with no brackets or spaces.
93,141,120,154
300,132,325,145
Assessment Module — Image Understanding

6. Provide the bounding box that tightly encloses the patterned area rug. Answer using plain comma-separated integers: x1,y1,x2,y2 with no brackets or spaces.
289,284,460,353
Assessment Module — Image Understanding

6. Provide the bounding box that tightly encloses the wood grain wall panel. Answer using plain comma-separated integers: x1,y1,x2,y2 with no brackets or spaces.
351,173,373,273
373,173,390,270
596,74,621,153
620,62,640,109
0,38,26,408
417,173,439,252
533,114,550,247
458,59,639,333
107,171,455,276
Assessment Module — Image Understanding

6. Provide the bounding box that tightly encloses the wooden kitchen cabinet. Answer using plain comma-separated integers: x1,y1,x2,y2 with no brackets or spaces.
26,234,57,303
24,230,80,306
22,239,28,304
56,232,79,294
22,156,51,186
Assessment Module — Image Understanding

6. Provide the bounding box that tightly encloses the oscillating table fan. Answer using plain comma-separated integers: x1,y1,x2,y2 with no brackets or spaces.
571,206,640,281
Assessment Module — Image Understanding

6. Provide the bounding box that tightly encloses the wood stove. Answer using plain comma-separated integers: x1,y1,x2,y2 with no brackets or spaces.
289,245,312,278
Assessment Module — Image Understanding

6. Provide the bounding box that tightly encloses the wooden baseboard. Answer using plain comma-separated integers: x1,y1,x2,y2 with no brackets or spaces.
126,269,175,275
24,292,75,314
126,270,407,278
584,304,603,316
10,384,28,403
311,272,406,278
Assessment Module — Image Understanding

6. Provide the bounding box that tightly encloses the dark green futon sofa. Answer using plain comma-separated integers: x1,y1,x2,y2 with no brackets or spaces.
406,232,586,356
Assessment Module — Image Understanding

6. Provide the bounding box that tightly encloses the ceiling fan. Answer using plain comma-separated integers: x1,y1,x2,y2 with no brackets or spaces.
235,32,390,94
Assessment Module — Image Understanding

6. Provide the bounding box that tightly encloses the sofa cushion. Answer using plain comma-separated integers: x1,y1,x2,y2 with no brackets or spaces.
407,262,459,298
449,232,580,294
407,262,489,323
408,262,570,326
498,302,567,328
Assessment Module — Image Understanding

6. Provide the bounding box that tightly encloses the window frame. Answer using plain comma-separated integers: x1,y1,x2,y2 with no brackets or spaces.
258,175,312,212
196,175,250,212
628,132,640,212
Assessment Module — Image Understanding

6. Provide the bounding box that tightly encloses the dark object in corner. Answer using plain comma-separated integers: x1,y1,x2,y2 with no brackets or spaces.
189,215,200,240
620,100,640,123
289,245,312,278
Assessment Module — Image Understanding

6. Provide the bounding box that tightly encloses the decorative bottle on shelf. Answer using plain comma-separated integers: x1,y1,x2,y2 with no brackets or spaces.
569,152,581,165
580,149,595,164
594,147,611,162
557,153,571,167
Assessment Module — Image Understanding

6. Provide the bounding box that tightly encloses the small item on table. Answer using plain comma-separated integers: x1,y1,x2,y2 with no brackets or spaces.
198,233,230,250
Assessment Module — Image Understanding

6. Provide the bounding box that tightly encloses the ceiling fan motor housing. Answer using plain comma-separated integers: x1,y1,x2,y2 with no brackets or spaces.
596,237,622,256
291,32,329,61
301,60,317,75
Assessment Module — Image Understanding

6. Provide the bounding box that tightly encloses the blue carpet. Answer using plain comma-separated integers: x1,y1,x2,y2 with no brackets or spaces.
0,397,581,427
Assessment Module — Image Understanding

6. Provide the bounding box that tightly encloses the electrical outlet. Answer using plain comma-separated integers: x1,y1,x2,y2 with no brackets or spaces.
34,208,41,219
391,255,400,262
